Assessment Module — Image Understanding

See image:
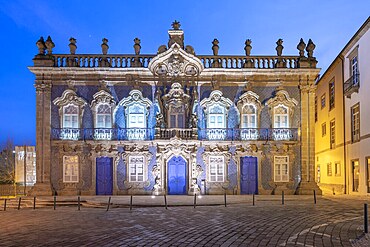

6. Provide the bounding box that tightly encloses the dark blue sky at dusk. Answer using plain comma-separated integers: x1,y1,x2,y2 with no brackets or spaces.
0,0,369,146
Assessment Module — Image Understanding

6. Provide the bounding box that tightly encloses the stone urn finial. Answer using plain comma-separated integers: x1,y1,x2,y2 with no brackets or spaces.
171,20,181,30
68,37,77,55
276,39,284,56
297,38,306,57
101,38,109,55
306,39,316,58
244,39,252,56
36,36,46,55
133,38,141,55
45,36,55,55
212,38,219,56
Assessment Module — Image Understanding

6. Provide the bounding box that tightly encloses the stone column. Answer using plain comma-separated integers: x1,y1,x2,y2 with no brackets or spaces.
30,77,53,195
296,81,321,194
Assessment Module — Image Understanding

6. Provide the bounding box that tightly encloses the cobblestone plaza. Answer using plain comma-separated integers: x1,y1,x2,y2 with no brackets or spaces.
1,195,369,246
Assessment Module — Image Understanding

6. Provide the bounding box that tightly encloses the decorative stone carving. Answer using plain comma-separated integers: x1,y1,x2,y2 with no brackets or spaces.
297,38,306,57
244,39,252,56
53,89,87,128
168,21,184,48
200,90,233,113
101,38,109,55
118,89,152,115
276,39,284,56
306,39,316,58
172,20,181,30
45,36,55,55
90,90,116,128
275,39,286,68
148,43,204,77
237,91,262,127
133,37,141,55
185,45,195,55
157,45,167,54
68,37,77,55
265,88,298,128
212,38,219,56
36,37,46,55
160,82,192,128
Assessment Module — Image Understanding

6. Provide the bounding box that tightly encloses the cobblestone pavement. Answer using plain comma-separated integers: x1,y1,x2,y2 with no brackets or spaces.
0,196,369,246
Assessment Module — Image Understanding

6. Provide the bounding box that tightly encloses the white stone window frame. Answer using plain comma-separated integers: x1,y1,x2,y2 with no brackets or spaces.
237,91,262,128
53,89,87,129
117,90,152,128
127,103,147,128
63,155,79,183
63,104,79,128
347,46,359,84
266,89,298,129
209,155,225,182
128,155,145,182
208,103,226,128
273,104,289,128
274,155,289,182
91,90,116,129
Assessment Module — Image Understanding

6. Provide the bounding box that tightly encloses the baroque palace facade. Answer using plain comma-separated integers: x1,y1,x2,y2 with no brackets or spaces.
29,22,320,196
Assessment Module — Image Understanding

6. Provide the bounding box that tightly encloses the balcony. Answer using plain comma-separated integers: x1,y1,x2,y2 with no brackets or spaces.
157,128,195,139
344,73,360,98
51,128,298,142
198,128,298,141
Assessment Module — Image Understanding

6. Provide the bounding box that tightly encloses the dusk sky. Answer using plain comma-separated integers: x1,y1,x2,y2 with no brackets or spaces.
0,0,369,146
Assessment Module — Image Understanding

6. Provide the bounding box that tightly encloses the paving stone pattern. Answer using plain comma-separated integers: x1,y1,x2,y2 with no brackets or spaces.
0,196,369,246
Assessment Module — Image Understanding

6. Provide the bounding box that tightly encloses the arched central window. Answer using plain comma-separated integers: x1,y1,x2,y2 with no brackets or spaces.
63,104,79,128
241,104,256,128
96,104,112,128
128,103,146,128
208,104,225,128
274,105,289,128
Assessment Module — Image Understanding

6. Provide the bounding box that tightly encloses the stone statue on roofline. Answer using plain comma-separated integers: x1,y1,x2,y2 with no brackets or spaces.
172,20,181,30
297,38,306,57
36,37,46,55
45,36,55,55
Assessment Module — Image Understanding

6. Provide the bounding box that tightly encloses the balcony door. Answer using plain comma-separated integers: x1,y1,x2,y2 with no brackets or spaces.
168,105,185,128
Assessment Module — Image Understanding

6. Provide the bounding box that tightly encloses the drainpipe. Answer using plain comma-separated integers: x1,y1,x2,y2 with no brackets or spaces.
340,55,347,194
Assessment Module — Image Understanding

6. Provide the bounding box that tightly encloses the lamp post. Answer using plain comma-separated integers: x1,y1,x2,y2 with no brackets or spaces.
24,145,27,195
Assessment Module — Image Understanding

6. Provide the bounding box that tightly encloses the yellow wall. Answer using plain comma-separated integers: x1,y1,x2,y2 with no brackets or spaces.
315,58,345,194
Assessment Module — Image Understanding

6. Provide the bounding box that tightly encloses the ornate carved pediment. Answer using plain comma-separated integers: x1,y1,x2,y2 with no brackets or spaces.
200,90,233,112
91,90,116,109
237,91,262,112
118,89,152,110
159,136,195,158
265,88,298,126
53,89,87,127
266,89,298,111
53,89,87,109
148,43,204,77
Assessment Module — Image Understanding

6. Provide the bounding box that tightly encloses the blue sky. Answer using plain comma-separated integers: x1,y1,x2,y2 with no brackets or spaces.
0,0,369,145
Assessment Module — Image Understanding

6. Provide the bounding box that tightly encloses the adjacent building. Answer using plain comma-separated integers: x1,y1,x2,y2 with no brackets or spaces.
29,22,320,196
315,17,370,195
14,146,36,186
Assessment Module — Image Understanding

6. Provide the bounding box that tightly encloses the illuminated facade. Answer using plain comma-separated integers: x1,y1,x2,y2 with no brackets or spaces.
29,22,320,196
315,17,370,195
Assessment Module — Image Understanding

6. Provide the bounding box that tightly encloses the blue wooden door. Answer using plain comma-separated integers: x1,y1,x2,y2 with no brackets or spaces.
167,156,187,195
240,156,258,194
96,157,113,195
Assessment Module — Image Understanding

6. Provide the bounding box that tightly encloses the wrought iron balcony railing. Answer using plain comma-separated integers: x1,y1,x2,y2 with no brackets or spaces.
344,73,360,98
51,127,298,141
198,128,298,141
